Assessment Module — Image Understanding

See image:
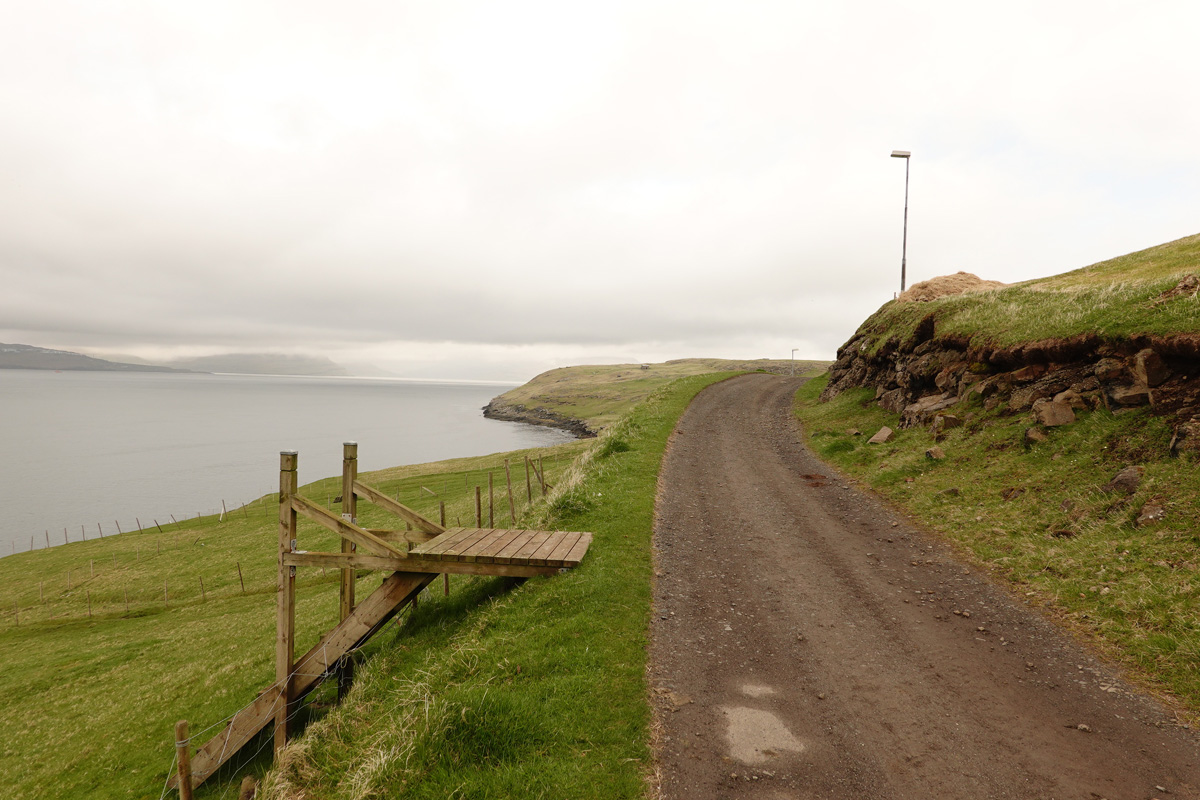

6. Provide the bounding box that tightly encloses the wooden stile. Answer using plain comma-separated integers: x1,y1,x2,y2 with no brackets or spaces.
338,442,357,701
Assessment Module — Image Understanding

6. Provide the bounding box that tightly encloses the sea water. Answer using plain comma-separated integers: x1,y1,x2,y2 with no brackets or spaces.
0,370,572,555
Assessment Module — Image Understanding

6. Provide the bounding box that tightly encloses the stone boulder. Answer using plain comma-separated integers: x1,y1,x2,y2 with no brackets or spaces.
925,446,946,460
868,426,895,445
1109,384,1152,408
1102,466,1144,495
1133,349,1171,388
1032,398,1076,427
902,393,959,427
1094,358,1127,383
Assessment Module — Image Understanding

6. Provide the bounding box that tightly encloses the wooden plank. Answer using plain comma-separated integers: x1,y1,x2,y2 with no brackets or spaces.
512,532,552,563
493,531,534,564
176,570,434,789
367,529,431,546
562,533,593,566
285,551,556,578
290,495,406,558
527,533,571,566
433,528,495,560
409,527,476,557
541,532,582,567
456,529,513,563
353,480,444,535
472,529,527,563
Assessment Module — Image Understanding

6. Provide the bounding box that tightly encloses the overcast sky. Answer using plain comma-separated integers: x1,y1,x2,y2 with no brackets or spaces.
2,1,1198,381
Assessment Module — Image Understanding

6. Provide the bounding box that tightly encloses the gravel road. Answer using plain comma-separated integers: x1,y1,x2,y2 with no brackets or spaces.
650,373,1199,800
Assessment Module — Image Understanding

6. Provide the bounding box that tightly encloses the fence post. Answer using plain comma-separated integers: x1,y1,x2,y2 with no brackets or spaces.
237,561,246,594
504,459,516,525
175,720,194,800
475,486,482,527
276,450,299,755
338,442,357,701
525,456,532,502
488,473,494,528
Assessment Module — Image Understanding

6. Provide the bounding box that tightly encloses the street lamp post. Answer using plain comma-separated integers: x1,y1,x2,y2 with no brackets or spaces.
891,150,911,294
791,348,799,376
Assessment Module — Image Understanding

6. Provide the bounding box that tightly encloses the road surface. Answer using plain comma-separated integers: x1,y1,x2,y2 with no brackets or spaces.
650,373,1198,799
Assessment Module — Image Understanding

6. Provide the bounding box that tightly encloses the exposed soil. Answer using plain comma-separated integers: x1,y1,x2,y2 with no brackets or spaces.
650,373,1199,799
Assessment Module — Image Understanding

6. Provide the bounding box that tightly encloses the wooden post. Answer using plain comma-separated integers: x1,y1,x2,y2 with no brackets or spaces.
90,560,94,579
155,520,164,534
504,459,516,525
87,590,92,617
136,517,142,532
488,472,494,528
475,486,482,527
199,576,206,602
525,457,532,502
64,528,68,545
221,500,228,521
237,562,246,594
276,450,298,754
98,522,103,537
338,442,357,701
45,530,49,548
440,497,449,597
116,520,122,534
175,720,194,800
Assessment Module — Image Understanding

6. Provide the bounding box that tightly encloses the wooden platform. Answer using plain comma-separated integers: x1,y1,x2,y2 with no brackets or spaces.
411,527,593,572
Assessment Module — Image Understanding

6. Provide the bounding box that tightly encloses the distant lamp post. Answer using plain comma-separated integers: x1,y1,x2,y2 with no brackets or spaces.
791,348,799,376
891,150,911,294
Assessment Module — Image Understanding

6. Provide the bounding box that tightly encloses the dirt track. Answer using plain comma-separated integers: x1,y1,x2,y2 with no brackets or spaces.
650,374,1199,800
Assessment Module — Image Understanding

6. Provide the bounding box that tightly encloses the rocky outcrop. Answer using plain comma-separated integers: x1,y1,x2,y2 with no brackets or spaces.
822,323,1200,449
482,399,597,438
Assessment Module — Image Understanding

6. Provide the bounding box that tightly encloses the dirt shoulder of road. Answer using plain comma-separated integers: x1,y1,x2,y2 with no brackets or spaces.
650,373,1199,800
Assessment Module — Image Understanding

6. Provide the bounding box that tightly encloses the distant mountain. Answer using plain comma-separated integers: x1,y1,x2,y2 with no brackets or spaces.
165,353,351,377
0,343,190,373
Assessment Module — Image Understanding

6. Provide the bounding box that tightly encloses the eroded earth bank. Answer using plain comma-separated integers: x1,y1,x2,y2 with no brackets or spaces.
650,373,1198,799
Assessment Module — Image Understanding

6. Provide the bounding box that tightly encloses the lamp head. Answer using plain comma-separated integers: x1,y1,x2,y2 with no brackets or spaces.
891,150,911,158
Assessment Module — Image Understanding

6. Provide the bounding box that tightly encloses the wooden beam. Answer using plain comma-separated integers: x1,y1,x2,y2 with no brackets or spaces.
283,551,557,578
353,480,444,535
276,451,298,756
290,494,406,558
339,442,357,701
174,571,435,789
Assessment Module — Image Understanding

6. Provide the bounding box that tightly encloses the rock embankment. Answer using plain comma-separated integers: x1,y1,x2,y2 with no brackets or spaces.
822,312,1200,454
482,399,597,438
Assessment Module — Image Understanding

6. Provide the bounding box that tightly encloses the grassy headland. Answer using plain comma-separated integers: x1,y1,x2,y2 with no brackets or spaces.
485,357,826,434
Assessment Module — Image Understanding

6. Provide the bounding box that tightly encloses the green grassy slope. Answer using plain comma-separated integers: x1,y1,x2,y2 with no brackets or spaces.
258,373,735,799
0,443,587,799
854,232,1200,355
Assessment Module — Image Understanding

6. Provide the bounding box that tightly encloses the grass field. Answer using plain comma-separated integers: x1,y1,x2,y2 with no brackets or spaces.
853,232,1200,355
257,372,735,799
488,357,826,432
0,442,589,799
0,371,732,799
795,375,1200,720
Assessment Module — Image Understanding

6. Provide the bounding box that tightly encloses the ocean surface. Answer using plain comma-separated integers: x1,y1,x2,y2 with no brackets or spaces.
0,370,572,556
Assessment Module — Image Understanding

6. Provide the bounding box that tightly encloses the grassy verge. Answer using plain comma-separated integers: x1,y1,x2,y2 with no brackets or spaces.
257,372,736,799
0,442,588,800
796,374,1200,717
489,358,825,431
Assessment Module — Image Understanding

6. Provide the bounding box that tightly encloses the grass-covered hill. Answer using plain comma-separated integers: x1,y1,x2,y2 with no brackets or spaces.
797,231,1200,722
484,357,828,435
846,232,1200,359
